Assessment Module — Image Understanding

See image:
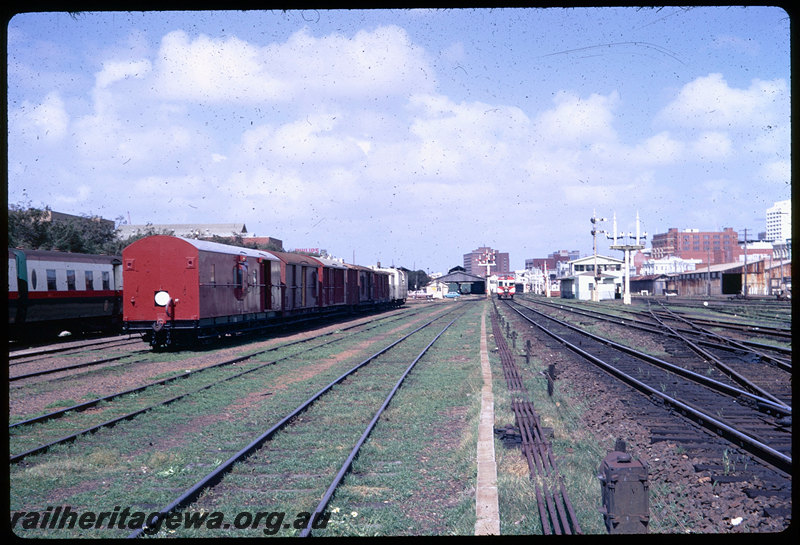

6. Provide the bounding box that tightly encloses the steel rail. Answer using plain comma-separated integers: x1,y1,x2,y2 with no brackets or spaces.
506,302,792,475
492,305,582,535
10,306,435,460
298,314,462,537
654,301,792,371
510,301,790,416
10,305,426,430
127,304,468,538
525,296,792,358
9,353,148,382
8,336,139,361
647,306,790,409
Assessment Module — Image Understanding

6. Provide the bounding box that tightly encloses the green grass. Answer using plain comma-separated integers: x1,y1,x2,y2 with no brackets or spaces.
9,303,476,539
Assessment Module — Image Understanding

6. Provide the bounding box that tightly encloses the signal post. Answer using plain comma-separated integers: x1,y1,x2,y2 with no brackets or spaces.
608,212,646,305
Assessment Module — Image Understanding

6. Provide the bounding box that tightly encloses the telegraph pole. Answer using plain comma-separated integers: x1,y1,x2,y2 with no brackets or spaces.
742,228,748,297
590,211,607,302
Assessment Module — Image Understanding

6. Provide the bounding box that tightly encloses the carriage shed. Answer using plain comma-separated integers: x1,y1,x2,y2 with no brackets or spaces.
667,258,791,297
432,271,487,295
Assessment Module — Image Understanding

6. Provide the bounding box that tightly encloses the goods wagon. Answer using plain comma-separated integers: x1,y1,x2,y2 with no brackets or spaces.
122,236,396,348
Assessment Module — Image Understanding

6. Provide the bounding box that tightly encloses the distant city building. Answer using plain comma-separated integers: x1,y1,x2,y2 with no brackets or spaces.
650,227,740,264
463,246,510,277
766,199,791,244
737,241,775,263
40,210,115,231
640,256,701,275
525,249,580,275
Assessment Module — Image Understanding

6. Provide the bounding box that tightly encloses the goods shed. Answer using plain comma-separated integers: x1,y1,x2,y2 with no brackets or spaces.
629,274,669,296
428,271,486,295
667,259,790,297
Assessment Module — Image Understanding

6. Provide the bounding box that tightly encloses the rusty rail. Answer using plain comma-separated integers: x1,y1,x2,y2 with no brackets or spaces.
491,306,582,535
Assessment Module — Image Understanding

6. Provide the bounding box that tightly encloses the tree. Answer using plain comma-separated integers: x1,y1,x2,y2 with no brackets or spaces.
7,205,51,249
406,269,431,291
8,203,120,254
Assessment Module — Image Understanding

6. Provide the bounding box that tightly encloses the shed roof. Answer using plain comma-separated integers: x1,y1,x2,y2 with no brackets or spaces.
431,271,486,283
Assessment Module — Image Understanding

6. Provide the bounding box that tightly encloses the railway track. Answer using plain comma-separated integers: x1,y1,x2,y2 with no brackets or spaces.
9,336,140,361
502,300,791,490
638,295,792,325
523,296,792,351
9,305,446,462
128,304,472,538
10,301,483,538
519,297,791,406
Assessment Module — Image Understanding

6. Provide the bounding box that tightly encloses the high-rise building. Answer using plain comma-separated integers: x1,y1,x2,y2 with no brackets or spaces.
766,200,791,244
463,246,510,277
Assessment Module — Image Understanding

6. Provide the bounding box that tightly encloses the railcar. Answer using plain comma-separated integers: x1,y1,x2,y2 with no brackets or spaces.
371,265,408,307
497,274,516,300
8,248,123,339
122,235,396,349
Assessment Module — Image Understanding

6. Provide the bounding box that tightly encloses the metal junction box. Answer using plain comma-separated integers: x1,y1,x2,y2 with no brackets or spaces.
598,450,650,533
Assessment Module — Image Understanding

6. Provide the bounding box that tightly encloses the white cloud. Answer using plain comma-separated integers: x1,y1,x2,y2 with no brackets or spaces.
690,131,732,160
96,59,151,88
760,160,791,184
534,91,619,147
154,31,287,102
18,91,70,142
151,25,434,104
657,73,788,130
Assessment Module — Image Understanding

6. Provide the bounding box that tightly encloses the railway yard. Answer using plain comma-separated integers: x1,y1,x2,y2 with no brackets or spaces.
8,295,792,536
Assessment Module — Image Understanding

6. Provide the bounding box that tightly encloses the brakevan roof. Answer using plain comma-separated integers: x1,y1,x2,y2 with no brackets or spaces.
171,236,279,261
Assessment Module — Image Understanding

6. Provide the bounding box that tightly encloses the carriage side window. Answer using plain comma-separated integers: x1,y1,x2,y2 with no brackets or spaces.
67,270,77,291
102,271,110,290
85,271,94,291
31,269,38,290
47,269,57,290
210,264,216,285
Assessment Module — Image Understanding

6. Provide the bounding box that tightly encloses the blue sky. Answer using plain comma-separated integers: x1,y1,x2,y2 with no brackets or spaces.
7,7,791,273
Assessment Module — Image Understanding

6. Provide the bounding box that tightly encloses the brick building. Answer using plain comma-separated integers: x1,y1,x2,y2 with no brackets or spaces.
650,227,740,265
